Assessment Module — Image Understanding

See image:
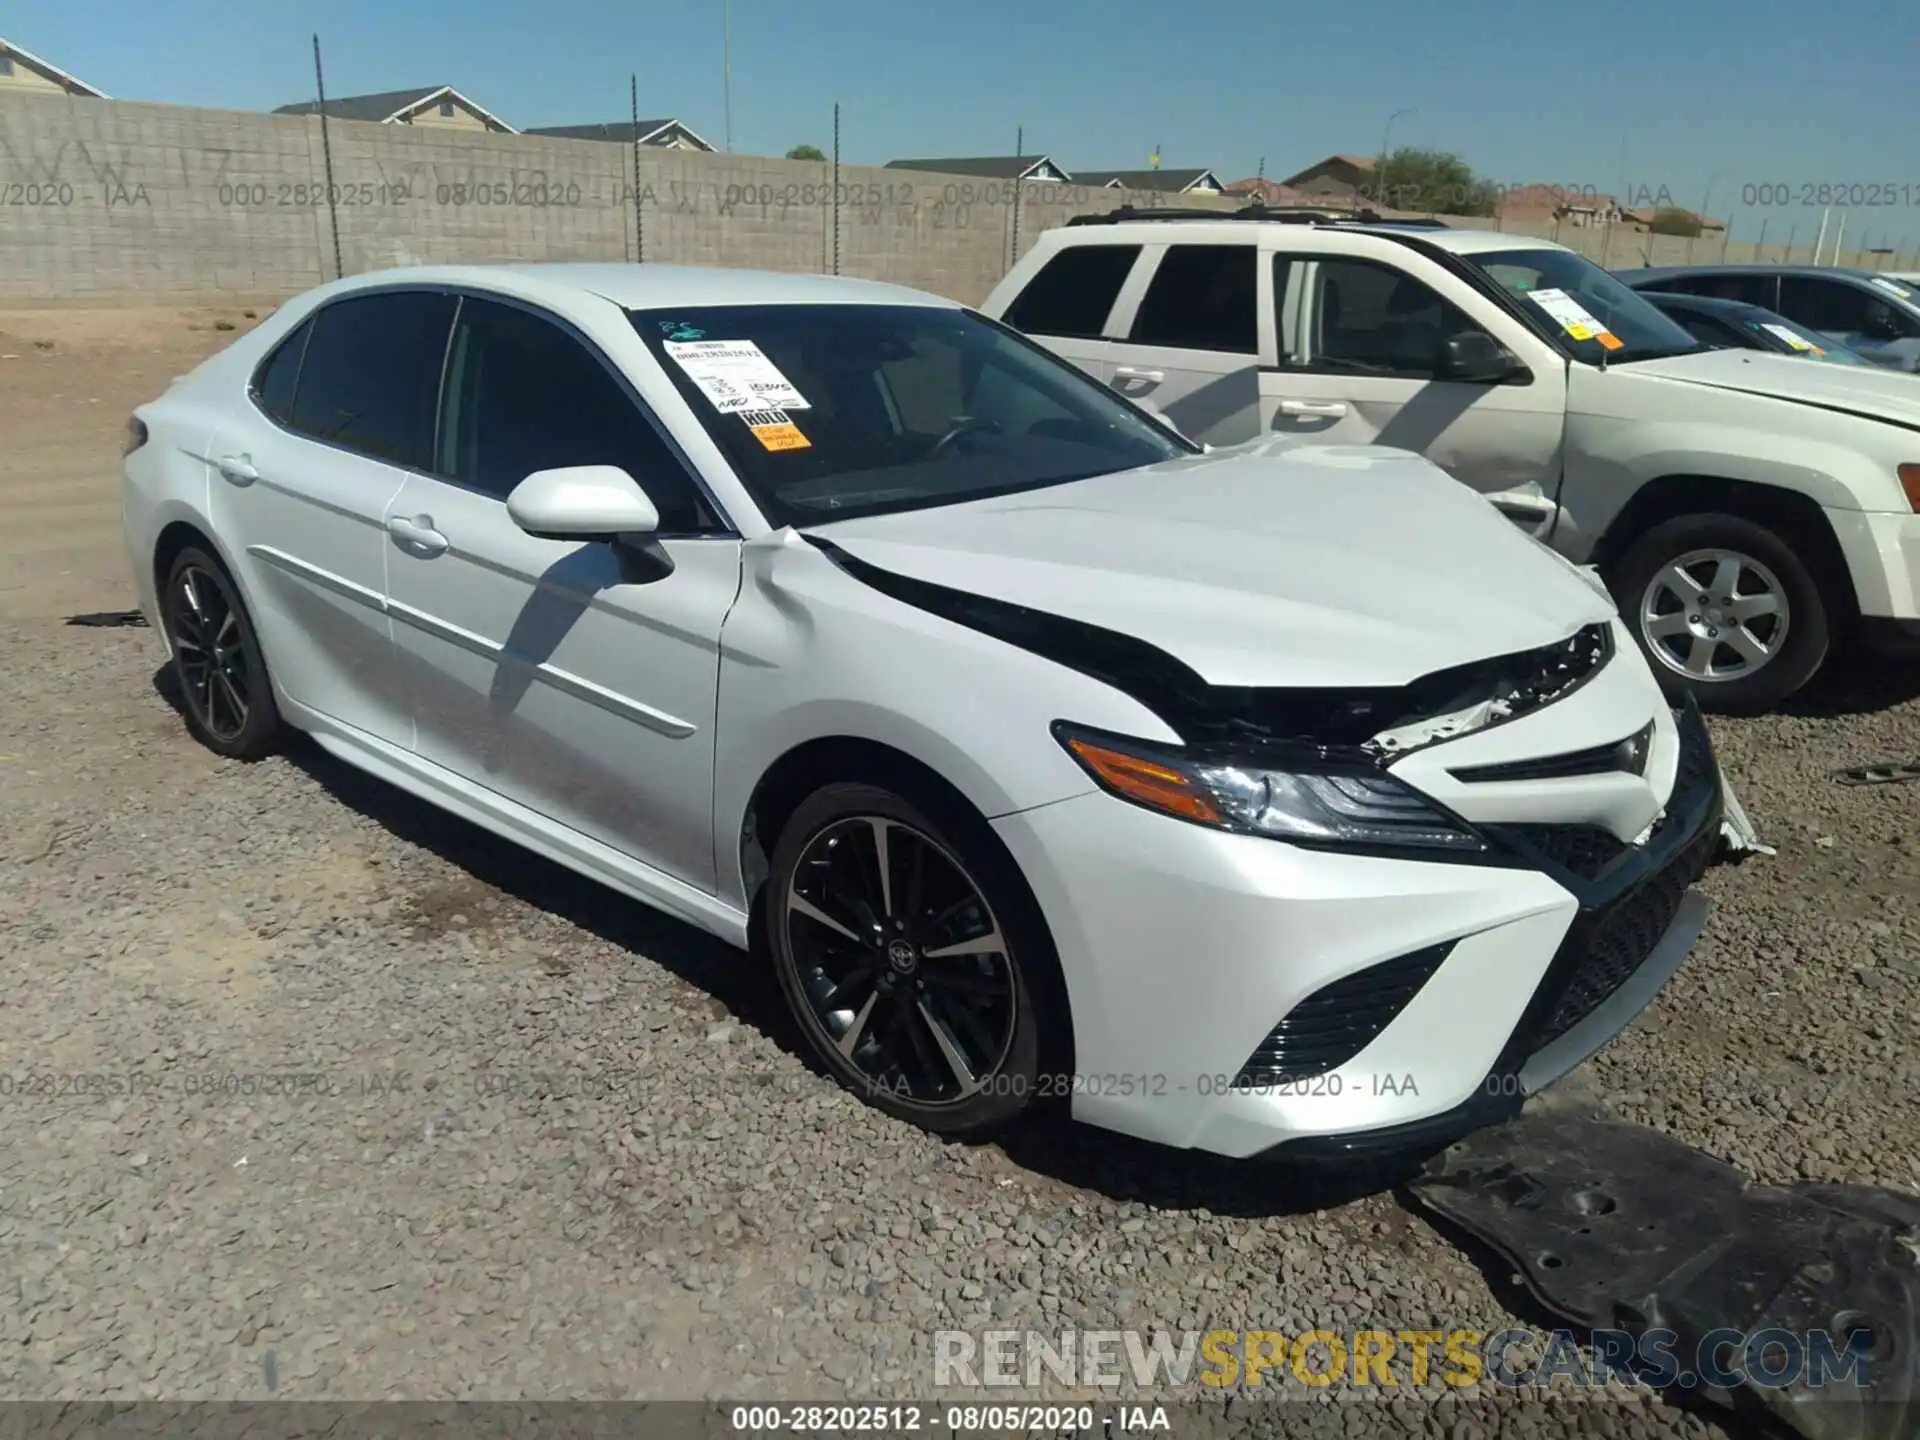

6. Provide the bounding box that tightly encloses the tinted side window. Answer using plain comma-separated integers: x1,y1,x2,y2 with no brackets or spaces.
1644,275,1708,297
1004,245,1140,337
250,318,311,424
288,292,456,468
437,297,713,532
1129,245,1257,353
1676,313,1742,348
1299,258,1482,377
1705,273,1778,307
1778,277,1878,332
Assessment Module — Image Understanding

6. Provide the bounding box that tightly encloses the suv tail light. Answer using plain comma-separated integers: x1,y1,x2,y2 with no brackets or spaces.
1900,463,1920,512
123,416,148,456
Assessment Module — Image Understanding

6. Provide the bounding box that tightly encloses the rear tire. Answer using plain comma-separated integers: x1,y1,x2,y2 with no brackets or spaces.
162,546,286,760
1605,513,1831,714
763,780,1063,1138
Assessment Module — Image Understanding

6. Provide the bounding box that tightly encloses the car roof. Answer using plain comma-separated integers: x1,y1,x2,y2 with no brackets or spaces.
1638,290,1765,317
327,262,953,311
1049,214,1573,258
1627,263,1885,282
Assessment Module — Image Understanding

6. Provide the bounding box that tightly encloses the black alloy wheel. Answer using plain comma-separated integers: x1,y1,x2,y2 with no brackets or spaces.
163,547,284,759
766,782,1049,1135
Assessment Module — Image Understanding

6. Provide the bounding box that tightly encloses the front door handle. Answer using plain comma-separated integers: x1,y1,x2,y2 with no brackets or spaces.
387,514,449,556
1277,399,1349,418
216,454,259,484
1112,366,1165,391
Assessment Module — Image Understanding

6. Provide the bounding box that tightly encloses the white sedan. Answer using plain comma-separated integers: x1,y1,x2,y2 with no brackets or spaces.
122,263,1726,1159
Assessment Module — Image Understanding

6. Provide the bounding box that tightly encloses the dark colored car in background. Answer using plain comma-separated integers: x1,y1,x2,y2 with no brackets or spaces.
1636,291,1885,368
1620,265,1920,372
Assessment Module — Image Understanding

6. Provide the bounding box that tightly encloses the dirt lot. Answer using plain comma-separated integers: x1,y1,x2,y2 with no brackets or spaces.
1,308,1916,1432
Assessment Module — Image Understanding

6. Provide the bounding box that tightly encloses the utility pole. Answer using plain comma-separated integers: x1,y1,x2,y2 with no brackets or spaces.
1375,108,1412,207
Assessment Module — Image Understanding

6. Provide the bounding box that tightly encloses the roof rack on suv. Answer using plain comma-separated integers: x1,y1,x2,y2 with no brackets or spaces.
1065,202,1452,229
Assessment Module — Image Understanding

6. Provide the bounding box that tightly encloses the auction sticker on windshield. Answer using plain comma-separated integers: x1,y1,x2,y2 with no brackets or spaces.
1761,324,1818,352
665,339,811,414
1526,288,1624,350
740,408,813,451
1869,277,1914,299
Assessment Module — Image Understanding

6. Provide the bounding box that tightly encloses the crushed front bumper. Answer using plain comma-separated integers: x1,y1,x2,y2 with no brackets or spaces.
996,698,1726,1161
1284,700,1726,1162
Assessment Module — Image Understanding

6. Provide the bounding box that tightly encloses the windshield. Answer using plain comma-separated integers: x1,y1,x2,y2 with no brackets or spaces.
629,303,1193,526
1741,314,1874,366
1471,248,1705,364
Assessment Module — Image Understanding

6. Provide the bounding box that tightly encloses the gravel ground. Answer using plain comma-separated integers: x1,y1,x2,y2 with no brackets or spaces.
2,623,1914,1434
1,311,1916,1435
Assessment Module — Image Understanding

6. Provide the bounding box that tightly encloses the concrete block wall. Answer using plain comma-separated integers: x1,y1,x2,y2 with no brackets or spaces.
2,93,1908,306
0,94,1225,306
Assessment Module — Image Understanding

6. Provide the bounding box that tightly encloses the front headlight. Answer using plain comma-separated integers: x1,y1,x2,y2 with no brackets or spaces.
1054,725,1486,853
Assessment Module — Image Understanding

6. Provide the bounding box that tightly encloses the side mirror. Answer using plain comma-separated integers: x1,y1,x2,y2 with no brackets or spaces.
507,466,659,542
1436,331,1526,384
1127,394,1191,444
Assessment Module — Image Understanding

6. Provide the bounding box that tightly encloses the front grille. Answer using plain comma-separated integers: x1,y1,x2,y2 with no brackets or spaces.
1653,712,1716,839
1233,944,1450,1089
1516,703,1724,1054
1532,816,1718,1047
1496,824,1629,881
1449,721,1653,784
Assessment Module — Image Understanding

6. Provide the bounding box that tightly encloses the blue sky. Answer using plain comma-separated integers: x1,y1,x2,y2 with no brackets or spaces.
13,0,1920,249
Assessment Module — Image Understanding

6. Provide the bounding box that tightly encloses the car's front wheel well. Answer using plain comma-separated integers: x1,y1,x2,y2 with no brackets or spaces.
741,736,1075,1081
1590,475,1857,618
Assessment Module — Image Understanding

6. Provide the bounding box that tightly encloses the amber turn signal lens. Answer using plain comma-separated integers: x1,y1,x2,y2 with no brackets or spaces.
1066,737,1223,825
1899,463,1920,512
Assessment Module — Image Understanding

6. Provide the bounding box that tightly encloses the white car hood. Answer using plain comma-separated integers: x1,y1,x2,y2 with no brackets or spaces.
1627,347,1920,427
809,442,1615,688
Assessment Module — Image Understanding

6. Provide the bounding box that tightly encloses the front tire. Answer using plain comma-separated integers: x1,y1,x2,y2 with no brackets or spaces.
764,781,1054,1137
1605,513,1831,714
162,546,286,760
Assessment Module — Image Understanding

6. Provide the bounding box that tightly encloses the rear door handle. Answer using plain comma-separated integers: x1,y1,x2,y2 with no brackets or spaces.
1277,399,1349,417
387,513,449,556
1113,366,1164,384
216,454,259,483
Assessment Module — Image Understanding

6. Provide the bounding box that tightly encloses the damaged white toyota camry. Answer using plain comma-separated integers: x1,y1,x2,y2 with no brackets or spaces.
122,263,1729,1160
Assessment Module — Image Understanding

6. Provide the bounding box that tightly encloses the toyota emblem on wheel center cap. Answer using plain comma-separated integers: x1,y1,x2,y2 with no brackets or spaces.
886,939,918,973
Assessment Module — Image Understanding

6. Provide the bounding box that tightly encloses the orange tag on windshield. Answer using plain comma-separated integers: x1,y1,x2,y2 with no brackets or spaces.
750,421,810,451
1596,331,1625,351
742,407,812,451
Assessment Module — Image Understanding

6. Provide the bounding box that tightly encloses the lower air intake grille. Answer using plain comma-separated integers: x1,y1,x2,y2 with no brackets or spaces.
1232,944,1451,1089
1532,817,1720,1049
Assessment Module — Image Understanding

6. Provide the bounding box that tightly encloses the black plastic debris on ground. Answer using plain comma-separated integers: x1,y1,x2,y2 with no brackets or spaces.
1404,1110,1917,1440
65,610,147,628
1831,762,1920,787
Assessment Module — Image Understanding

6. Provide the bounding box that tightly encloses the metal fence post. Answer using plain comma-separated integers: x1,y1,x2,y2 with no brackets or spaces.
1010,126,1024,269
312,35,343,280
630,75,644,263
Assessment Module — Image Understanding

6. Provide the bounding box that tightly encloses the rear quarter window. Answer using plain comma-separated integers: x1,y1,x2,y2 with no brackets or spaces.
1003,244,1141,338
249,318,311,425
